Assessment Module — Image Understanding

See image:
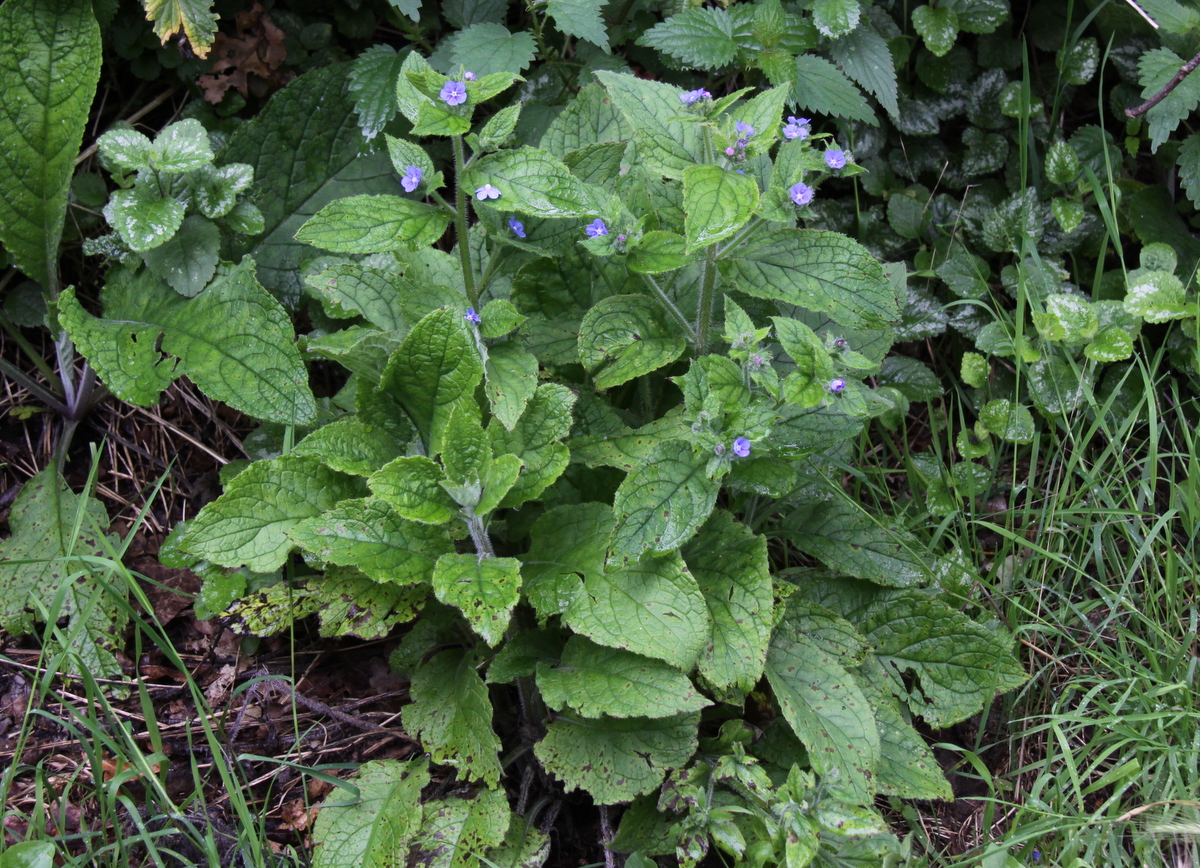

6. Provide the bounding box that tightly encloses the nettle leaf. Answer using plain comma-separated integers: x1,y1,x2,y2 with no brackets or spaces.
725,229,898,331
142,0,219,58
813,0,860,39
912,5,958,57
536,636,708,717
141,215,219,297
564,552,709,669
782,492,929,587
406,649,503,786
379,307,484,452
828,24,899,119
765,628,879,804
288,497,451,586
370,456,459,525
464,147,603,218
310,759,428,868
485,343,539,431
59,260,317,424
408,787,510,868
578,295,688,390
179,455,364,572
792,54,877,125
536,711,700,804
547,0,610,51
609,440,722,566
432,554,521,646
450,23,537,75
521,502,612,618
681,511,773,693
539,83,632,157
223,63,398,305
594,71,705,180
105,186,186,252
636,7,737,69
348,45,404,140
489,383,576,507
1139,48,1200,152
292,418,405,477
1178,131,1200,208
298,195,449,253
683,165,759,251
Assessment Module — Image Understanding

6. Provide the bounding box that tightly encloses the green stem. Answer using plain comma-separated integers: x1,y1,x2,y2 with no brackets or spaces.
641,274,697,345
464,511,495,558
695,245,719,356
452,135,479,308
715,216,765,259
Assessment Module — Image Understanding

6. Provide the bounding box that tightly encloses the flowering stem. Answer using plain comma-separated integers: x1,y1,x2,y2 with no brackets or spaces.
464,510,495,558
640,273,696,345
695,245,719,355
716,216,766,259
452,135,478,308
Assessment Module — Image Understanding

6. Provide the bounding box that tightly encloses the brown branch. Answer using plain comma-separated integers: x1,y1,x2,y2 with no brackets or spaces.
1126,47,1200,119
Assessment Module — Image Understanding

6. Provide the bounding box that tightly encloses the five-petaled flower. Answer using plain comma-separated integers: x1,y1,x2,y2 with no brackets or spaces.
464,308,481,324
440,81,467,106
825,149,847,169
508,216,526,238
585,218,608,237
401,166,422,193
463,71,476,81
790,181,814,206
783,116,810,140
736,121,755,136
828,378,847,394
680,88,711,104
475,184,501,200
732,437,751,458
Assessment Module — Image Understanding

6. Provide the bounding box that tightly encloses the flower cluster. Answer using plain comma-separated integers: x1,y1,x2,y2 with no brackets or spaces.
783,116,810,140
440,81,466,106
401,165,422,193
725,121,756,162
680,88,711,104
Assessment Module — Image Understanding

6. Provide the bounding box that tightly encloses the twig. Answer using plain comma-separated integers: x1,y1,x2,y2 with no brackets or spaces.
1126,47,1200,119
229,668,395,744
75,85,183,167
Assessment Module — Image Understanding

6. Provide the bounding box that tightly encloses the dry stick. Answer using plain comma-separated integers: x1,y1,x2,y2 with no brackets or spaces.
74,85,183,167
1126,47,1200,119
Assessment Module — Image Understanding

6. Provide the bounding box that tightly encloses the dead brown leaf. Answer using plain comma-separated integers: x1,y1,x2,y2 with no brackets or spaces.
196,3,290,104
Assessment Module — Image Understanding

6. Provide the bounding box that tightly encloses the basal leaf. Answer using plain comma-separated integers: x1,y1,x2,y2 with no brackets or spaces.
310,759,428,868
349,45,404,140
305,264,409,334
578,295,688,390
636,7,737,69
369,456,459,524
292,417,406,477
142,0,219,58
406,649,503,786
547,0,610,51
408,787,510,868
536,711,700,803
298,195,449,253
857,668,953,800
564,552,709,669
792,54,877,125
178,455,364,572
520,502,612,618
463,147,604,218
0,0,100,287
432,554,521,646
683,165,759,251
314,569,427,639
593,71,705,180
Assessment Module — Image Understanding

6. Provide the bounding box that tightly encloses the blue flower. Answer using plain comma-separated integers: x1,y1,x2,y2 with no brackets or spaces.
790,182,814,206
828,378,846,394
714,443,725,455
732,437,751,458
463,71,476,81
464,307,481,324
585,218,608,238
825,149,847,169
783,116,810,140
401,165,422,193
680,88,711,104
475,183,501,201
440,81,467,106
736,121,755,136
508,216,526,238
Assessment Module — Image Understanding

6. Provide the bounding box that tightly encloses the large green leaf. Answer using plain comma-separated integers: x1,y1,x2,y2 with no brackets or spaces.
378,307,484,452
539,83,632,157
828,24,898,119
297,195,449,253
536,636,708,718
488,383,576,507
547,0,609,50
222,63,398,305
578,295,688,390
683,165,759,251
792,54,877,125
450,23,537,75
462,147,604,218
369,456,458,525
609,440,721,566
405,649,503,786
310,759,428,868
536,711,700,803
681,512,773,693
520,502,612,618
564,552,709,669
484,343,539,431
407,787,511,868
59,260,317,425
724,229,898,330
593,71,706,180
178,455,364,572
432,553,522,646
292,417,406,477
0,0,100,288
636,7,737,69
305,264,410,334
288,497,451,585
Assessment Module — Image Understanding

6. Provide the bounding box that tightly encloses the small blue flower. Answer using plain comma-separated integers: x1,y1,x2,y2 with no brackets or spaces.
828,378,846,394
475,184,501,201
790,182,814,206
464,307,481,324
1031,852,1041,863
585,218,608,238
441,81,467,106
825,149,847,169
401,165,422,193
732,437,751,458
463,71,477,81
736,121,755,136
783,116,810,140
508,216,526,238
714,443,725,455
680,88,711,104
736,138,748,148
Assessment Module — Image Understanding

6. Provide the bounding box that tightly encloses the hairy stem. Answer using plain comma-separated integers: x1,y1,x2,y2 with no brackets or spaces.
452,135,479,308
695,245,719,355
464,511,495,558
641,273,696,345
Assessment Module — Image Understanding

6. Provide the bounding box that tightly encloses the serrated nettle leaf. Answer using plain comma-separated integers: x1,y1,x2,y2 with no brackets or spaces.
548,0,610,51
521,502,612,618
293,418,405,477
310,759,428,868
636,7,736,69
60,260,317,424
1084,325,1135,362
578,295,688,390
792,54,877,125
725,229,898,331
179,454,364,572
1124,270,1193,322
105,186,185,252
594,71,706,180
829,24,899,119
682,165,759,252
977,399,1035,443
432,553,521,646
406,649,503,786
536,636,708,718
141,215,220,297
450,23,537,76
349,45,404,140
297,195,449,254
1138,48,1200,152
813,0,860,39
485,343,539,431
536,711,700,804
463,147,604,219
1178,132,1200,209
912,6,958,57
